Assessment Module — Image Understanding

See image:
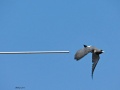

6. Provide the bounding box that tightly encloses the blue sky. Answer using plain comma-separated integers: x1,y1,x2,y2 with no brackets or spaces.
0,0,120,90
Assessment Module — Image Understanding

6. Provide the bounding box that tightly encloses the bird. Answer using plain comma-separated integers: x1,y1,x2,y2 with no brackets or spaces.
74,45,104,78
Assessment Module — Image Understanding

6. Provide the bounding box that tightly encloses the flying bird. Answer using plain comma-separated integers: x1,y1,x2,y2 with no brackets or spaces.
74,45,104,78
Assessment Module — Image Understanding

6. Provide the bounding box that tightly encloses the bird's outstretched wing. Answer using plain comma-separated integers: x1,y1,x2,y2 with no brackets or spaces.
74,47,92,60
92,53,100,78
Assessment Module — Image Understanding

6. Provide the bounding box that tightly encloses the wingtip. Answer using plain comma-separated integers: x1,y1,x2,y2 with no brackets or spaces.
83,45,87,47
83,44,91,48
91,74,93,79
74,57,79,61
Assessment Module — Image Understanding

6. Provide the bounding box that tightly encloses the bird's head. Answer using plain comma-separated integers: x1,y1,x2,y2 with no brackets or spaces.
94,49,104,54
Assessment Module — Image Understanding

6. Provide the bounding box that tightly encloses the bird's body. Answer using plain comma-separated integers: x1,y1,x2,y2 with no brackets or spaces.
74,45,104,78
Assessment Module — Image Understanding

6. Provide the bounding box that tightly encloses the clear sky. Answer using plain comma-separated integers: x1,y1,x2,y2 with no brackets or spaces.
0,0,120,90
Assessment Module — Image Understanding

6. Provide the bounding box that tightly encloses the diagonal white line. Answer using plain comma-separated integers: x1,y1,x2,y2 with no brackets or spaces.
0,51,70,54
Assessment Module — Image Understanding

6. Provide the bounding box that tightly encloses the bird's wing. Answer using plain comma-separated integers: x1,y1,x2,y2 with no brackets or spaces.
74,47,92,60
92,53,100,78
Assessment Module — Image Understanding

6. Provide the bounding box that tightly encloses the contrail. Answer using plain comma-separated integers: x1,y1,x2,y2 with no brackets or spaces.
0,51,69,54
